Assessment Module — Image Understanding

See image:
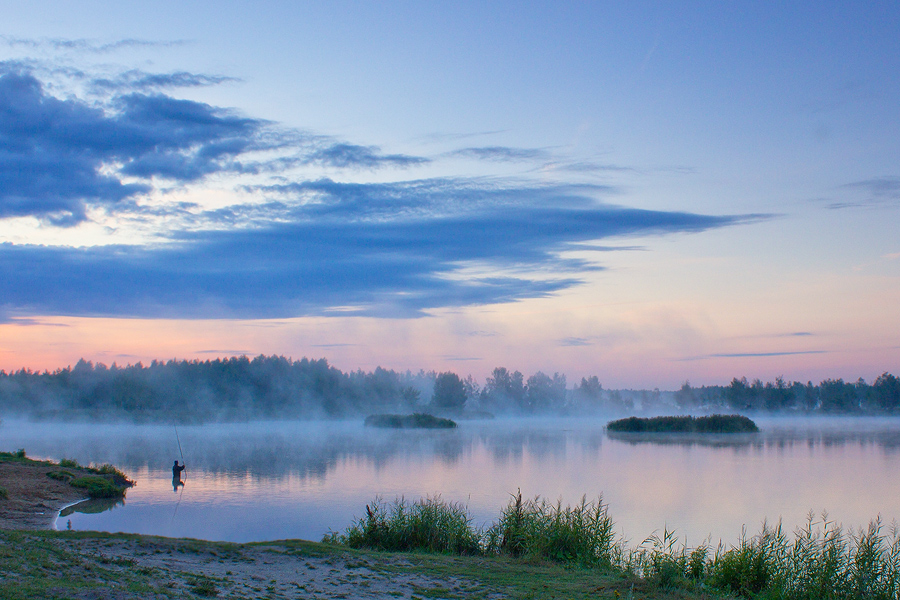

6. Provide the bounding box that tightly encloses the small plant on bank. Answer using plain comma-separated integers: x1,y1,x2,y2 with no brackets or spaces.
0,486,7,499
59,458,80,468
69,475,126,499
46,470,74,482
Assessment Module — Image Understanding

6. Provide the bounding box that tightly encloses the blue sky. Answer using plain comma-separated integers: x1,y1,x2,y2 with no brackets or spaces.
0,2,898,388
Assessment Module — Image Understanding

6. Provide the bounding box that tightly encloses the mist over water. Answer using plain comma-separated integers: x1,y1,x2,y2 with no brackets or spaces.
5,416,900,545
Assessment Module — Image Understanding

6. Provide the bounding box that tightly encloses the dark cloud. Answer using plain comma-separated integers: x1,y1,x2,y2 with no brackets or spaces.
0,68,266,222
0,180,755,318
0,67,431,223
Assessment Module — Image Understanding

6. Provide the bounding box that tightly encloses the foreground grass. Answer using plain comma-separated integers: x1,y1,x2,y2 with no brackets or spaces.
330,494,900,600
0,528,731,600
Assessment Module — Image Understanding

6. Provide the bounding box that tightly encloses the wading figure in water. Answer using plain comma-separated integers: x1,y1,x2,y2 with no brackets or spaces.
172,460,186,493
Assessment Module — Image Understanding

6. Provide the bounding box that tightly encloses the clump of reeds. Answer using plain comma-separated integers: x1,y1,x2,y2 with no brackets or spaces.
330,495,900,600
325,495,481,555
708,513,900,599
484,490,617,567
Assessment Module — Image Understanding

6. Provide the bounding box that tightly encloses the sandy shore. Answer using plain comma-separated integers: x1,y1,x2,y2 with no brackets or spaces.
0,460,88,530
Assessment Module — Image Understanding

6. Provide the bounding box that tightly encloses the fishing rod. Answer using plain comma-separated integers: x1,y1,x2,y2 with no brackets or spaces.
171,423,187,524
174,423,186,481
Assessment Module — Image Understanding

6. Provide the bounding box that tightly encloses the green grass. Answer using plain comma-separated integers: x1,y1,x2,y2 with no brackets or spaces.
326,495,482,554
364,413,458,429
607,414,759,434
69,475,126,499
331,494,900,600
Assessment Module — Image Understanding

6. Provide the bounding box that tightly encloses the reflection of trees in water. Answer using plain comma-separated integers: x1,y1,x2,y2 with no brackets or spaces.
607,424,900,454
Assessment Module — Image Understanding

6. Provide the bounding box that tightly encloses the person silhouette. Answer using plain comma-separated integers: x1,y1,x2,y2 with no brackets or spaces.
172,460,186,492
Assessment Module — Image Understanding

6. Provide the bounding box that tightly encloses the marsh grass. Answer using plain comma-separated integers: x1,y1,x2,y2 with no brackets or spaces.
485,490,618,567
327,496,481,555
332,496,900,599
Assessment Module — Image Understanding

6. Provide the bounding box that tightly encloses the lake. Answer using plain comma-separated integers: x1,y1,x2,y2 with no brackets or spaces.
4,416,900,547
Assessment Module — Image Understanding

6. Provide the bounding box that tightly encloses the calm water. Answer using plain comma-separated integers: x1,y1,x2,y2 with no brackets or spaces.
4,416,900,546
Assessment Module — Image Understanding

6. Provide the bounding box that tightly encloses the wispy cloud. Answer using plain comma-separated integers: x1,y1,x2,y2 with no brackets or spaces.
826,177,900,209
559,337,594,347
448,146,550,162
0,36,186,54
710,351,827,358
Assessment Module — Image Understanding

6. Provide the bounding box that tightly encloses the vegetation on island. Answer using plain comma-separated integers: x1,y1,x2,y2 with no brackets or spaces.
364,413,457,429
0,354,898,422
0,449,132,499
607,414,760,434
328,492,900,600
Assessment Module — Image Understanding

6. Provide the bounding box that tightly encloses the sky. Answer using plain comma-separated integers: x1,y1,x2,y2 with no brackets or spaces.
0,1,898,389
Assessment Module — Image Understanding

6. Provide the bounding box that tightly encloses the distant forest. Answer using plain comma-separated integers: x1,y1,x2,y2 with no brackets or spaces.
0,355,898,422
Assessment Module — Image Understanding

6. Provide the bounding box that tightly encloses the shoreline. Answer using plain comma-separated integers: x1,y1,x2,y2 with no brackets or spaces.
0,460,90,530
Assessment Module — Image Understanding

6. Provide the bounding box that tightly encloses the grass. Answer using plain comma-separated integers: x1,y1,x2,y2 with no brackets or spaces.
364,413,458,429
69,475,127,499
607,414,759,434
330,494,900,600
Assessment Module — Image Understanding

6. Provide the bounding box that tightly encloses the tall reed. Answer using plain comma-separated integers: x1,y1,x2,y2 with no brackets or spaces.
329,495,900,599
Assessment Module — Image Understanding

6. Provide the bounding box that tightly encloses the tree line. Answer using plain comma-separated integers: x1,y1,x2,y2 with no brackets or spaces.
0,355,897,422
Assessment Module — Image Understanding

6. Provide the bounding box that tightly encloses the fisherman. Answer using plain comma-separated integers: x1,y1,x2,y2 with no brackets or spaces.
172,460,186,493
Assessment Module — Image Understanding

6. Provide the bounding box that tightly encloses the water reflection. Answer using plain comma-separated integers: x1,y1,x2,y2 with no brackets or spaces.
60,496,124,517
3,416,900,545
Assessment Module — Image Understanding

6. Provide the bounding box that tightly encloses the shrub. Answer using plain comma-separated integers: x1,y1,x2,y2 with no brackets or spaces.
59,458,80,468
69,476,125,499
46,471,74,482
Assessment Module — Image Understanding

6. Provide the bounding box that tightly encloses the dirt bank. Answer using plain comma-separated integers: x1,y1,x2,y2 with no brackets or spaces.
0,460,87,530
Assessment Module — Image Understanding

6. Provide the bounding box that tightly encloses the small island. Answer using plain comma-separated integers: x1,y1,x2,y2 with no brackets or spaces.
606,414,759,434
364,413,458,429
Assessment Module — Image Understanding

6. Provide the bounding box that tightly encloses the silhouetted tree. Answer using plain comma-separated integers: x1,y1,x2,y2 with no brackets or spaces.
432,372,467,411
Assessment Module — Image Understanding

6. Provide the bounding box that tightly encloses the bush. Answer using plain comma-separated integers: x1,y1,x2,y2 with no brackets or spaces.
69,476,125,499
46,470,74,482
59,458,79,468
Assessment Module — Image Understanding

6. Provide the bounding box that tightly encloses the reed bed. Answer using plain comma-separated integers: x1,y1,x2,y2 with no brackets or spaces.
329,496,900,599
